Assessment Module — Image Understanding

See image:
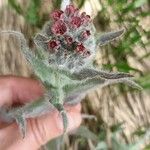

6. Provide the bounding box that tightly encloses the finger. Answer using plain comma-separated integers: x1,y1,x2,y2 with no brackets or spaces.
0,76,44,107
0,105,82,150
0,122,11,129
65,103,82,112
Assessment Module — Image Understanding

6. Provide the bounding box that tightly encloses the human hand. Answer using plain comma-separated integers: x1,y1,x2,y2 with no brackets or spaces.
0,76,82,150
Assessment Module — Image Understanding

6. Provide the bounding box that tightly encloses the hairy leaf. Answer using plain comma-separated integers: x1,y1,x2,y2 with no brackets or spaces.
15,115,26,138
34,33,49,51
97,29,125,46
71,126,98,141
71,68,133,80
63,77,142,100
0,30,32,60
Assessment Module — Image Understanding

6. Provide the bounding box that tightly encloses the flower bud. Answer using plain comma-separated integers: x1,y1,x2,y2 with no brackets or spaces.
82,30,91,39
76,43,86,54
71,16,82,28
51,10,64,21
48,40,60,53
65,5,77,16
51,20,67,35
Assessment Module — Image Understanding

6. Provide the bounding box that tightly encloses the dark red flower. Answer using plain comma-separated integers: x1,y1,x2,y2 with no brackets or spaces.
48,40,60,51
71,16,82,28
82,30,91,39
76,43,86,53
65,5,77,16
81,12,86,18
51,20,67,35
85,15,91,20
51,10,64,21
64,35,73,44
81,12,91,24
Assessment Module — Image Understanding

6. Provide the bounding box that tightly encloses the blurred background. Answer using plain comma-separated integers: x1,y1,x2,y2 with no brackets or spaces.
0,0,149,149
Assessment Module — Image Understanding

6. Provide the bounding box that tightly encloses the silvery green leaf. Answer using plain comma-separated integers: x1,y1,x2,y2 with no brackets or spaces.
0,31,52,84
41,21,52,37
4,96,55,137
0,30,52,85
110,78,143,90
0,30,33,61
63,77,106,98
15,115,26,138
71,68,133,80
46,136,63,150
97,29,125,46
63,77,142,100
34,33,49,52
27,57,54,85
22,96,55,118
54,103,68,133
99,78,142,91
71,126,98,141
64,78,142,106
60,110,68,133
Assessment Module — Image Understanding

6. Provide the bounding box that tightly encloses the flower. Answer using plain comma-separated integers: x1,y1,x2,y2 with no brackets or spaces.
76,43,86,54
82,30,91,39
65,5,77,16
81,12,91,24
48,40,60,52
51,20,67,35
51,10,63,21
48,4,93,58
75,43,91,57
71,16,82,28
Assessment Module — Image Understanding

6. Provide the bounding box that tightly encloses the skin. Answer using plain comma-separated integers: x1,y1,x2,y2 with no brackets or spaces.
0,76,82,150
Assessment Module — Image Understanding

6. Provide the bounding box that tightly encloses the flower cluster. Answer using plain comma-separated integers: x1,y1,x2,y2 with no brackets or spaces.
48,5,93,57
